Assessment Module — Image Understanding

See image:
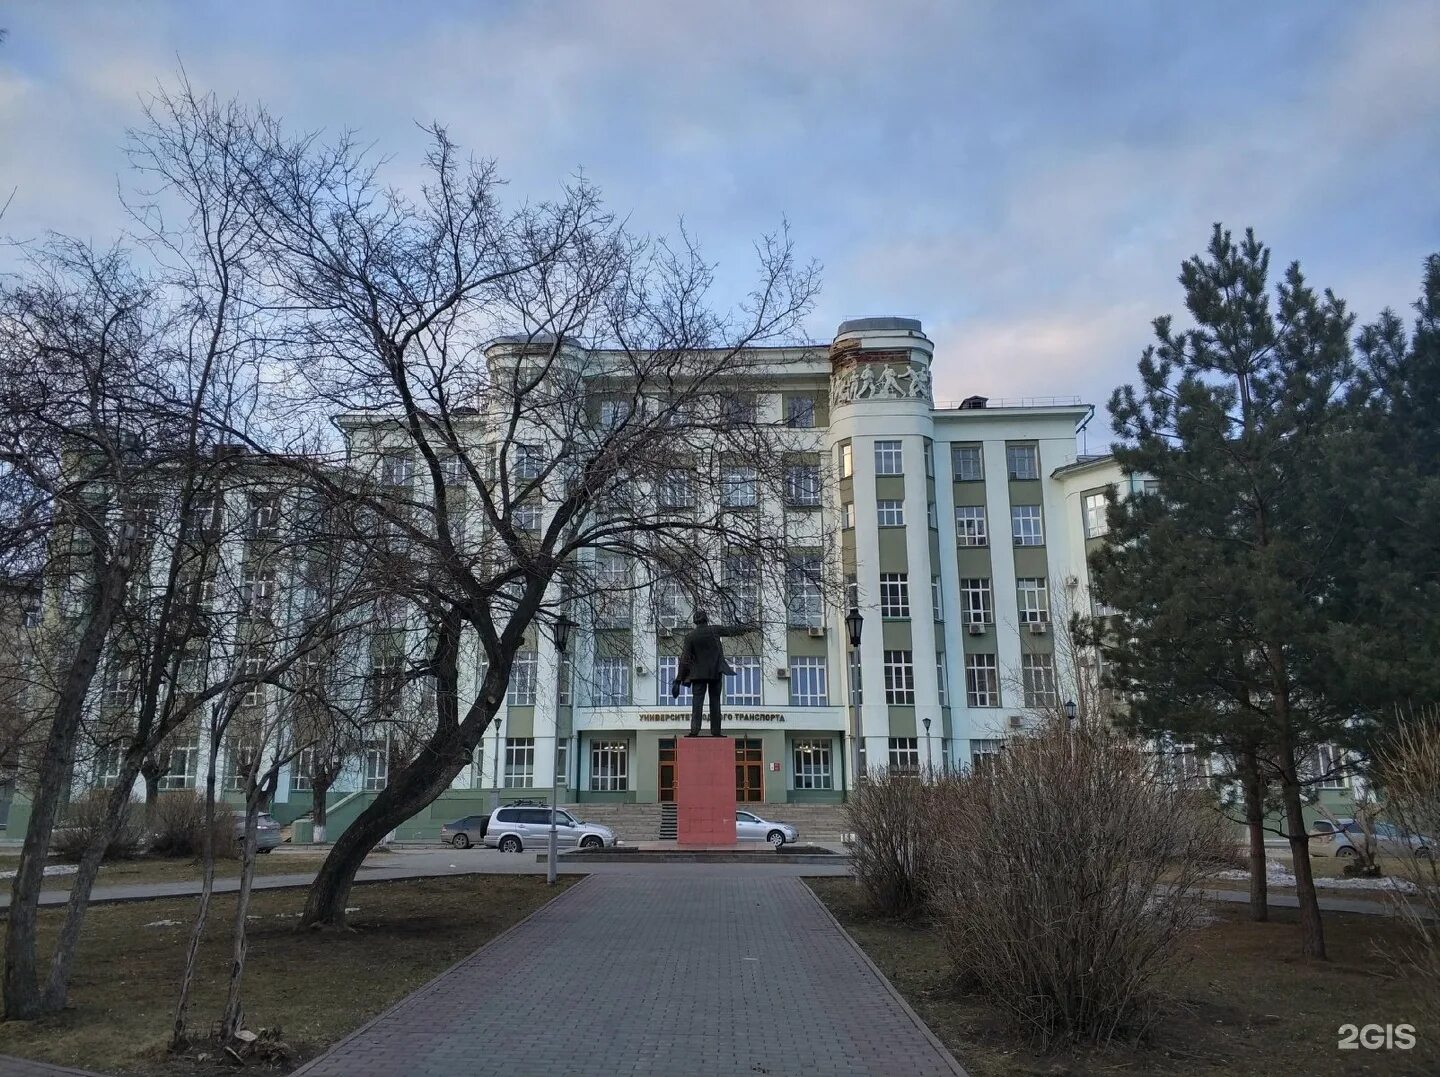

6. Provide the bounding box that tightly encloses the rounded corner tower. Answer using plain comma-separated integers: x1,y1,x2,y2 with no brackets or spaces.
828,316,934,415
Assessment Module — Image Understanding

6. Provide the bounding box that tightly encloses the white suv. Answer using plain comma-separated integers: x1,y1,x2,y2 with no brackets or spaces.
484,805,617,853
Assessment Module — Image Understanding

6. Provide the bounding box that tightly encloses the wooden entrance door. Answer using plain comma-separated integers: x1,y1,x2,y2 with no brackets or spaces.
658,737,677,802
735,737,763,801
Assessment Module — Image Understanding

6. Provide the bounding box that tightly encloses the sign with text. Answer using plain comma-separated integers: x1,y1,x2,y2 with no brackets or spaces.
638,711,786,724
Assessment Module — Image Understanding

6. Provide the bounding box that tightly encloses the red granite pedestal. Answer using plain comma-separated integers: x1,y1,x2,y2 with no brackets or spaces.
676,735,736,846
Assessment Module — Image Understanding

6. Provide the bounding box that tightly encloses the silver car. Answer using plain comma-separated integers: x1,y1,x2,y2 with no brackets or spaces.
1310,818,1433,860
484,805,616,853
233,810,282,853
439,814,489,849
736,810,798,847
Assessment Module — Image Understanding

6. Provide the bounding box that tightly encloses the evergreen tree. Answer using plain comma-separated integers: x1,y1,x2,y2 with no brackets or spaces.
1093,225,1357,960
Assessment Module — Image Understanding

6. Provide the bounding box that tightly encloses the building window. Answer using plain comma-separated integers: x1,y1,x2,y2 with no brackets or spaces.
789,657,828,706
785,554,823,628
555,741,569,785
503,738,535,788
440,453,467,486
240,564,276,619
876,500,905,527
381,451,414,487
558,652,574,706
879,573,910,618
1083,491,1109,538
970,739,1003,773
923,440,934,478
1022,654,1057,707
594,657,631,707
657,656,693,705
936,653,949,707
160,743,198,790
508,650,538,706
952,444,984,482
955,505,988,546
240,656,265,709
722,553,760,622
843,502,855,529
838,442,852,478
514,502,543,532
785,464,821,507
960,578,992,624
94,746,124,789
1016,578,1050,623
792,739,833,789
965,654,1000,707
1011,505,1044,546
1310,744,1349,789
291,748,314,792
887,737,920,775
659,468,694,510
1006,444,1039,480
595,552,632,628
844,573,859,613
927,500,938,529
512,445,544,483
248,493,280,538
786,395,816,428
721,466,758,508
848,648,863,706
724,656,762,706
874,440,903,476
226,741,261,792
598,399,630,431
883,650,915,705
101,666,131,710
723,394,756,426
931,576,943,619
590,740,629,792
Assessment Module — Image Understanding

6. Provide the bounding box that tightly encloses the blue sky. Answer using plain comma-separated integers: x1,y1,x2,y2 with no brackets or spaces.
2,1,1437,429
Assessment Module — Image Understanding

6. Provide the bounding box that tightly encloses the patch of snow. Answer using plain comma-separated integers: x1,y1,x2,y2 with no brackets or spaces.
144,919,183,928
1214,859,1418,893
0,864,79,881
345,906,360,913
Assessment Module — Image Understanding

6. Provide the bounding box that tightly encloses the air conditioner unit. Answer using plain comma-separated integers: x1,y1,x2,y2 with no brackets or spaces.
659,615,679,632
1028,621,1049,635
807,626,826,638
1007,714,1025,730
967,622,987,636
775,667,790,680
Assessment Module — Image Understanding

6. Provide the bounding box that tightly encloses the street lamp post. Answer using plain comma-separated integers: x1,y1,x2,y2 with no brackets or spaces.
922,716,933,777
844,606,864,794
1063,699,1077,730
548,613,576,886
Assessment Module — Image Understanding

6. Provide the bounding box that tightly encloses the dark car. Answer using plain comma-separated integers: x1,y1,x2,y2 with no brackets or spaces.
440,814,489,849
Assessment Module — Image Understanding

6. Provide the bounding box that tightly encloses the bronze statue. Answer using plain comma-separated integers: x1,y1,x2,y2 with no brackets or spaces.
671,610,750,736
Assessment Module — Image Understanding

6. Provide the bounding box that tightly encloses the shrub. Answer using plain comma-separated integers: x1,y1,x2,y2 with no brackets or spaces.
1372,713,1440,1028
845,767,945,918
146,790,236,860
51,791,145,863
929,721,1228,1047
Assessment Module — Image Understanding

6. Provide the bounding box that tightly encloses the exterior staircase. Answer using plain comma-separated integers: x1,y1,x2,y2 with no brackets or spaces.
659,803,678,840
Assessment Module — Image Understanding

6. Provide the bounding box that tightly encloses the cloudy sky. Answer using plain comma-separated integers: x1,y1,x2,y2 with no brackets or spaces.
2,1,1437,434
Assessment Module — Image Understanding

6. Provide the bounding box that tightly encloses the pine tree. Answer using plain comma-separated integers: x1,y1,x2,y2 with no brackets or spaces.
1093,225,1358,960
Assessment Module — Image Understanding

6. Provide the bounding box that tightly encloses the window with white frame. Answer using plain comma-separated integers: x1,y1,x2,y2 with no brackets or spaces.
955,505,988,546
887,737,920,774
507,650,538,706
792,739,833,789
594,552,632,628
839,442,853,478
101,666,131,709
1016,578,1050,623
928,500,938,528
658,468,694,509
936,652,950,706
876,500,905,527
241,657,265,708
512,444,544,483
657,655,693,705
226,740,261,792
721,465,758,508
722,553,759,621
1166,745,1210,789
160,743,199,790
874,440,903,476
923,440,934,477
724,656,762,706
843,502,855,529
970,738,1003,773
503,738,535,787
1022,653,1057,707
883,650,915,705
951,444,984,482
959,578,992,624
440,453,467,486
785,554,823,627
590,740,629,791
594,657,631,706
514,502,543,532
844,574,859,613
362,740,388,791
785,464,821,507
1310,744,1349,789
723,394,756,426
1006,443,1039,480
555,741,569,785
786,395,816,428
291,747,314,791
94,746,124,788
848,648,863,705
1083,491,1109,538
931,576,943,619
248,493,280,537
965,653,1000,707
1011,504,1044,546
789,657,828,706
381,451,413,487
879,573,910,618
598,399,630,430
558,652,574,706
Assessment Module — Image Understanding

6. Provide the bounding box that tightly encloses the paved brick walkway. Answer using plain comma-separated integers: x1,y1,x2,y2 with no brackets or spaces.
294,872,965,1076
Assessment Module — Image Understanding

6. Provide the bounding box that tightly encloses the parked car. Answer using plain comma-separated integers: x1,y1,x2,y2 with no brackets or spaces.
484,805,617,853
233,811,282,853
736,810,798,847
440,815,489,849
1310,818,1433,860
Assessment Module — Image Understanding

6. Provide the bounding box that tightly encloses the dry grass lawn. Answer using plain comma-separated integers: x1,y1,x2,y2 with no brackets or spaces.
0,874,574,1075
809,876,1439,1076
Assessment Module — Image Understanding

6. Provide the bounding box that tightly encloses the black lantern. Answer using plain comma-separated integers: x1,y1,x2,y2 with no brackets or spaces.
1063,699,1077,723
554,613,577,655
844,606,864,649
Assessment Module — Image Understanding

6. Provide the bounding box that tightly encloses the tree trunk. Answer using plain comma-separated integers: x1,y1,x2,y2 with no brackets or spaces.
172,732,223,1049
311,774,331,845
1280,762,1327,959
1239,746,1269,922
218,802,260,1040
3,574,123,1020
143,768,162,824
300,753,465,929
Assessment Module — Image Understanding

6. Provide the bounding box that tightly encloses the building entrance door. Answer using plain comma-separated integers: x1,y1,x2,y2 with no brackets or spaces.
658,737,677,802
735,737,763,801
